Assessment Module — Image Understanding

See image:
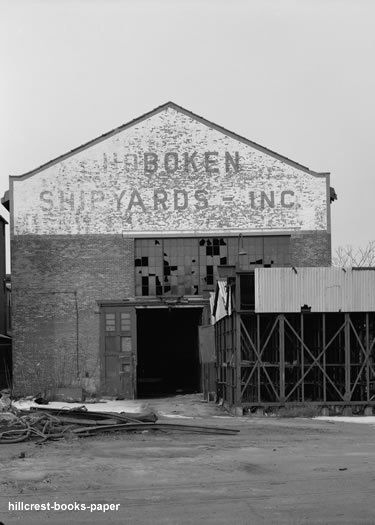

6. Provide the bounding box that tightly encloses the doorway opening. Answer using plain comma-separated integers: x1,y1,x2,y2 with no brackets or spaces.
136,307,202,398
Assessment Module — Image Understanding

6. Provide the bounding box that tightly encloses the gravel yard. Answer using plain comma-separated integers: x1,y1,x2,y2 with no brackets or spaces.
1,395,375,524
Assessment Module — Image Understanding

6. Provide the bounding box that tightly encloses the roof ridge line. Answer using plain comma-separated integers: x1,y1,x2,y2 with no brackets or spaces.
10,101,327,180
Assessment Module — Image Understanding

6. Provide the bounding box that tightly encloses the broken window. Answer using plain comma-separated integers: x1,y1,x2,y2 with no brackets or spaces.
134,236,290,296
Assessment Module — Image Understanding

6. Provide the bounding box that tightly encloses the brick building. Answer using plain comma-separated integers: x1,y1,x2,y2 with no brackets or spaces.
0,215,11,388
2,102,334,398
0,216,7,333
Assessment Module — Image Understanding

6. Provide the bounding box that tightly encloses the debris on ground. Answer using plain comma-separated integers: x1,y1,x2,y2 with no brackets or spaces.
0,389,12,412
0,412,19,425
51,386,84,403
34,396,49,405
0,406,239,444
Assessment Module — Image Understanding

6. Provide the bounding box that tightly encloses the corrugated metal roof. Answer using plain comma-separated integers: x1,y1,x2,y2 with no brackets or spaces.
255,267,375,313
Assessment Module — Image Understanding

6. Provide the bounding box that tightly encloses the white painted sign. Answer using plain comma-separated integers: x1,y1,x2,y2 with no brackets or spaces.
12,105,329,236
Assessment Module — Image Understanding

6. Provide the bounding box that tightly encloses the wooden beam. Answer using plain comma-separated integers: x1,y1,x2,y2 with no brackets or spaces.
345,314,351,402
235,313,241,406
279,315,285,403
257,314,261,403
240,316,280,400
366,312,370,403
301,314,304,402
284,316,345,401
323,314,326,403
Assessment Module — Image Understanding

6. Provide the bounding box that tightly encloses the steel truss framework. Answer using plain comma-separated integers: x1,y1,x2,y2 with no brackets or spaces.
216,312,375,407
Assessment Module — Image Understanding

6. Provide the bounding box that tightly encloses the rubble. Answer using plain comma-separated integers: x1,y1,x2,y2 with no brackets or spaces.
0,406,239,444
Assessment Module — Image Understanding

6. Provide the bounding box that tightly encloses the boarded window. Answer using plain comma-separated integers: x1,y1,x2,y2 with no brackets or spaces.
121,336,132,354
105,313,116,332
120,313,131,332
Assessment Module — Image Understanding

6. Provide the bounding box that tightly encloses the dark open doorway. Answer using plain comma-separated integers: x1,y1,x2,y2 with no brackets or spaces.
136,307,202,397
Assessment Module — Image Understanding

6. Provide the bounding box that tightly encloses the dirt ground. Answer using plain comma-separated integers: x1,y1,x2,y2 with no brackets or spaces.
1,395,375,524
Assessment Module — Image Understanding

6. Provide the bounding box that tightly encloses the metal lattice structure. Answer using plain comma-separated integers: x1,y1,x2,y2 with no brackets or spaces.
215,275,375,408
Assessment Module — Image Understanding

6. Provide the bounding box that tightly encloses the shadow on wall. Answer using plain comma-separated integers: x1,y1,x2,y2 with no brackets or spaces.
0,342,12,390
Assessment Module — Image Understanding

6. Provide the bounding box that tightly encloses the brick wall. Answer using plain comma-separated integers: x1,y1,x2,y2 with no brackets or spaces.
290,231,331,267
11,229,331,396
11,234,134,396
0,220,6,335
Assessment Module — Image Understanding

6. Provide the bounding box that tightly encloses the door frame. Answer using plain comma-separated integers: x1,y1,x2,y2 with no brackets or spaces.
99,305,137,398
98,298,210,398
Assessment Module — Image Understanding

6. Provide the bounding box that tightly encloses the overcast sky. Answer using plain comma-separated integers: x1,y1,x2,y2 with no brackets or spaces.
1,0,374,269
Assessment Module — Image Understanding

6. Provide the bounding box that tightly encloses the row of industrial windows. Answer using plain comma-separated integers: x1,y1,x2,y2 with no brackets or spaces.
135,236,290,297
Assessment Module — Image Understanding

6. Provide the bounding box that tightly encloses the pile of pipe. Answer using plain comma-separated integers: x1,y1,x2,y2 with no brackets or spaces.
0,406,239,444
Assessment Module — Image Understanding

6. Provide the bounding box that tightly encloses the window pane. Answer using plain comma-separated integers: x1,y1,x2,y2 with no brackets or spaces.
121,312,131,331
135,236,290,296
105,313,116,332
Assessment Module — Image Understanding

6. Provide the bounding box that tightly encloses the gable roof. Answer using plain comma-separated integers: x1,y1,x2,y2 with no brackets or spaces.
11,101,329,181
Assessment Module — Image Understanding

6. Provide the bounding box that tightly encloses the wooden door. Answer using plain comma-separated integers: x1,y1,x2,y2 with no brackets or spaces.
101,306,136,398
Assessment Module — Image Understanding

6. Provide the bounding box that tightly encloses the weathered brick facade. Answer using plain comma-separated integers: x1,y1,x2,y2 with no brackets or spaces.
290,231,331,267
0,217,7,335
6,102,333,396
11,235,134,395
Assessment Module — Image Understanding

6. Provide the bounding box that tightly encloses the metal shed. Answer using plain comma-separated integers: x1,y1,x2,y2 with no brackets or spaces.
214,268,375,411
